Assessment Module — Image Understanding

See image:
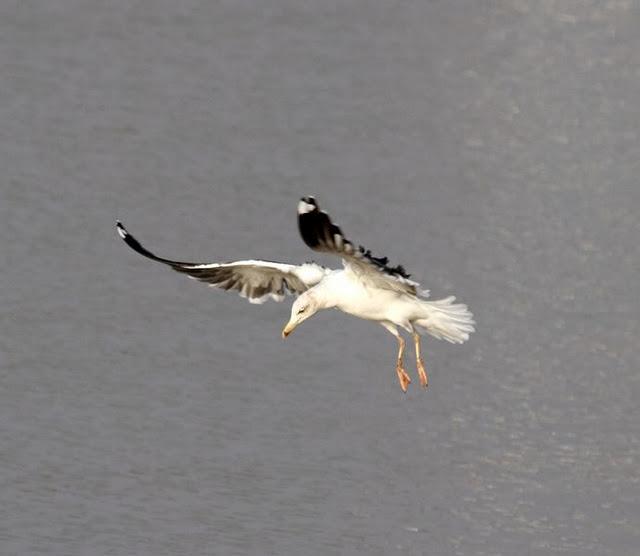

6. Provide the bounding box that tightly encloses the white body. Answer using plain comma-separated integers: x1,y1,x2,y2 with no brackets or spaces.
322,271,419,323
290,267,475,344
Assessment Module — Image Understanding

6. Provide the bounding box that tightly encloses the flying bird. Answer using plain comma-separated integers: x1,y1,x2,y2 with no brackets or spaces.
116,197,474,391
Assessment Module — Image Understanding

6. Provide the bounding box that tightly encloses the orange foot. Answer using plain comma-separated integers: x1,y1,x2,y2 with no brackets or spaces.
417,359,428,389
396,363,411,392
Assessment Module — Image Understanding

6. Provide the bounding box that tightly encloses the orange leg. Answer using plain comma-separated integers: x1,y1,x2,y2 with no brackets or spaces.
381,323,411,392
413,332,428,388
395,335,411,392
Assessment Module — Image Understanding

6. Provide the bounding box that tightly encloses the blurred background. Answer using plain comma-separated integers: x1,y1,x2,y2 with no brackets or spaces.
2,1,639,555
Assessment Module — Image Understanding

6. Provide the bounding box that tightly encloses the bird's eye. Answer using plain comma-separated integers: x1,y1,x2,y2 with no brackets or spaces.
297,306,306,315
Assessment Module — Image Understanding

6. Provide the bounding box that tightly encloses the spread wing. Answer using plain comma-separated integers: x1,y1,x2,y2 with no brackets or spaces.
297,197,425,297
116,222,328,304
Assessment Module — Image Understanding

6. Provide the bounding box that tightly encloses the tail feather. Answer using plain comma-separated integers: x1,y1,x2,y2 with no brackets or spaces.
414,296,475,344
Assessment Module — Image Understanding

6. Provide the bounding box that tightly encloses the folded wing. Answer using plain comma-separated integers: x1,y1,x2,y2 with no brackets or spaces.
116,221,327,304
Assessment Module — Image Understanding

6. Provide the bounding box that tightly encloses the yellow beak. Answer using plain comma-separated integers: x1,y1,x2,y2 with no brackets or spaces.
282,321,295,339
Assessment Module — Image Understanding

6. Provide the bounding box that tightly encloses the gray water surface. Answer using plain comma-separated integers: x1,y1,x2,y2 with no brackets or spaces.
2,2,639,555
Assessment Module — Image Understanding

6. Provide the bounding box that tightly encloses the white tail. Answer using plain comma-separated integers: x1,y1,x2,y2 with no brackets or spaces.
414,296,475,344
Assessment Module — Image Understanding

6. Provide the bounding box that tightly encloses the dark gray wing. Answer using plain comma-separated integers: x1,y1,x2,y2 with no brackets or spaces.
297,197,423,296
116,221,328,304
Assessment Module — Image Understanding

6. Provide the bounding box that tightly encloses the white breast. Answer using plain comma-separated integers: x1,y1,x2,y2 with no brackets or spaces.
328,271,408,322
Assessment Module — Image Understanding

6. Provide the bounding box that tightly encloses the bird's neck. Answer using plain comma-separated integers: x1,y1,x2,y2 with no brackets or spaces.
310,280,338,310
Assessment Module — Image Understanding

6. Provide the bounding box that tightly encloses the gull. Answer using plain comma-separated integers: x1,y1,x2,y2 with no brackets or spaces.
116,197,474,391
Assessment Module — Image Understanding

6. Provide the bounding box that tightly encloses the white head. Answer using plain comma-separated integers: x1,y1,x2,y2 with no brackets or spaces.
282,292,321,338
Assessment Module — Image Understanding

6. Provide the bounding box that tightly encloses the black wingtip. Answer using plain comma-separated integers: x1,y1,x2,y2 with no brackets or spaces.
115,220,170,264
115,220,128,239
298,197,319,216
